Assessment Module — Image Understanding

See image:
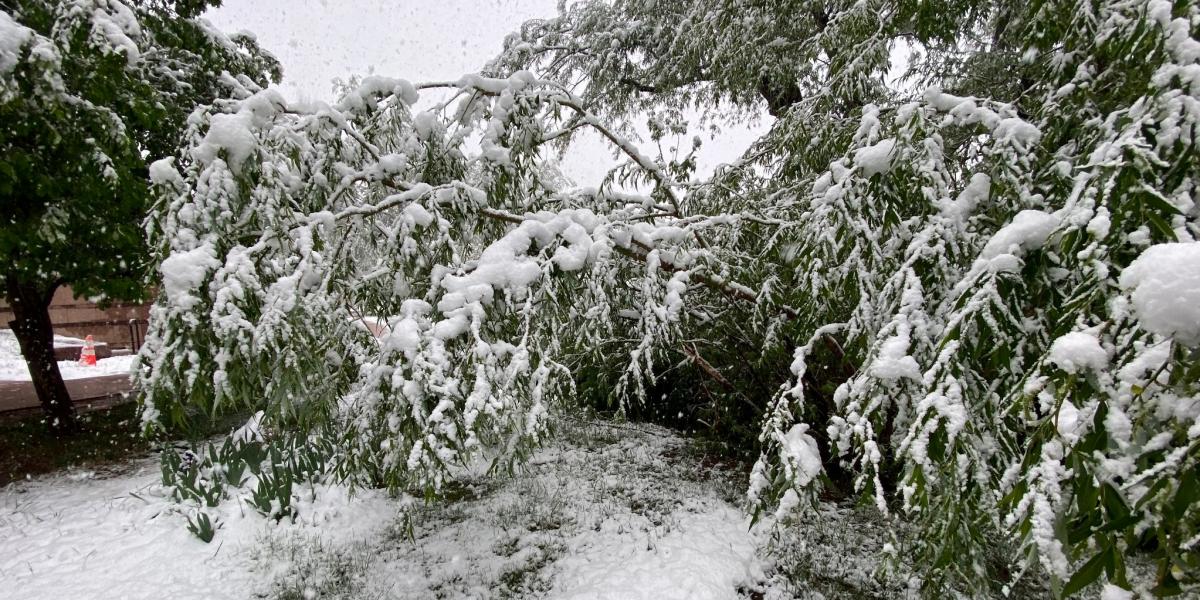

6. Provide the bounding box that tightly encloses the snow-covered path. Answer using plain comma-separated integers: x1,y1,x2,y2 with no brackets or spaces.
0,420,775,599
353,420,767,599
550,502,761,599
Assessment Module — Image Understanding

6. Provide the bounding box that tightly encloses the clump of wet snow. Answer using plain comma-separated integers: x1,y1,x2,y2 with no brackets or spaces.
1047,331,1107,374
853,138,897,177
869,332,922,381
159,242,220,311
981,209,1060,259
1119,241,1200,346
778,424,823,489
992,117,1042,150
0,12,35,76
939,173,991,223
1102,583,1135,600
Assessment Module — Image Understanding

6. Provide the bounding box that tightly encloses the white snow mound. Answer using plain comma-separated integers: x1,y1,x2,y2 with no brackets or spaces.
869,333,921,381
981,209,1060,259
160,242,220,310
1119,241,1200,346
1048,331,1107,374
853,138,897,178
779,423,823,487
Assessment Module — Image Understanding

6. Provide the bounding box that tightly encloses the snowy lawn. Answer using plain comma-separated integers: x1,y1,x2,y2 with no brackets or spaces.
0,417,917,599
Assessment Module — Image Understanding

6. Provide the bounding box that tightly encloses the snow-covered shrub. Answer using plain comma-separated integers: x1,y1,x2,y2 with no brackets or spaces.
139,0,1199,596
139,71,702,500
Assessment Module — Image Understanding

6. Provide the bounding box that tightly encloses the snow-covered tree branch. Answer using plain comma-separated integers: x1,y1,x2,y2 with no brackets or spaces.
138,0,1200,596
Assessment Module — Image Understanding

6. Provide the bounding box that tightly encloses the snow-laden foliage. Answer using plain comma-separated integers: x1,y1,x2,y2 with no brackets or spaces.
140,71,716,496
142,0,1199,596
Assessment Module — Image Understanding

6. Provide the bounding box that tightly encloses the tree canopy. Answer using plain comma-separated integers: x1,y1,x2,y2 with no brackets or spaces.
139,0,1199,596
0,0,279,428
2,0,279,300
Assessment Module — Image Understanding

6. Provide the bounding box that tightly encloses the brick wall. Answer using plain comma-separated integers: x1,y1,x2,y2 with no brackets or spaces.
0,286,151,350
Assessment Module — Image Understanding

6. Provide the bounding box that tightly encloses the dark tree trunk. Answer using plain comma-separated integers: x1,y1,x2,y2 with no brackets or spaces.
757,75,807,117
5,275,76,433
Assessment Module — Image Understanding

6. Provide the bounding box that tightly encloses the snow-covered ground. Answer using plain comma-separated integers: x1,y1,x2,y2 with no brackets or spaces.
0,329,136,381
0,455,396,599
345,420,768,599
0,418,912,599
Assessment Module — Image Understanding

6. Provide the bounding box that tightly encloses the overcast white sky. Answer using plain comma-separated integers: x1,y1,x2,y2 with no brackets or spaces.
207,0,556,101
205,0,767,185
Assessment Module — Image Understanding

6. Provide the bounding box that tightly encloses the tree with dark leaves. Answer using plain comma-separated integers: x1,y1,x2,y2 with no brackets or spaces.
0,0,279,432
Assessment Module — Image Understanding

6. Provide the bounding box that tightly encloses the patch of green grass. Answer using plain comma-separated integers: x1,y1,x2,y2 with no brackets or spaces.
575,423,622,450
496,541,561,598
256,535,375,600
0,402,149,486
493,478,572,533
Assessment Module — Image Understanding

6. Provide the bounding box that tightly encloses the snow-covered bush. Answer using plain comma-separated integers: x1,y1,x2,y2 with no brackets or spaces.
139,0,1199,596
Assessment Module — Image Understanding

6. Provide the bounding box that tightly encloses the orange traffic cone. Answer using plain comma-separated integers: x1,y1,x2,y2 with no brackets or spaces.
78,335,97,366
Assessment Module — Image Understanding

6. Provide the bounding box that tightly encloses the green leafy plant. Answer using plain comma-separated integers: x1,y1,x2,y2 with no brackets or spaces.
186,510,217,544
